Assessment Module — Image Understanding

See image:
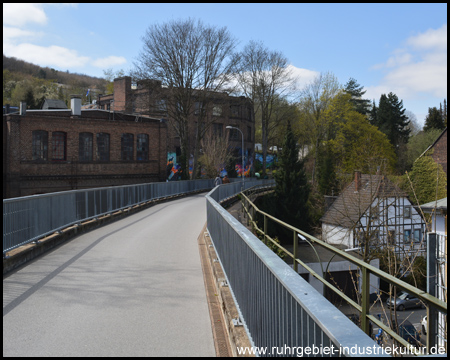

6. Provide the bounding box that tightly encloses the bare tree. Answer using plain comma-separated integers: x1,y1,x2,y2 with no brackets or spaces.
233,40,297,176
297,72,341,186
198,129,232,179
131,18,238,179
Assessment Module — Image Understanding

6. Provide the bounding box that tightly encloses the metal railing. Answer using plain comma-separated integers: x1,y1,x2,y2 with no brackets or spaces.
239,186,447,355
206,182,390,357
427,232,448,352
3,179,223,255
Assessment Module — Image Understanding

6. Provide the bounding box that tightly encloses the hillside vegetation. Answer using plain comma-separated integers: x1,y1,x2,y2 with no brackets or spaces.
3,54,107,108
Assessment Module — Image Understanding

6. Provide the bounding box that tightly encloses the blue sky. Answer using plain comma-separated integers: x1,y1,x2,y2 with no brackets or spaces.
3,3,447,127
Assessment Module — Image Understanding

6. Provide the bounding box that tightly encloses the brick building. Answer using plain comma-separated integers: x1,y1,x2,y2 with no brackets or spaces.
429,127,447,176
97,77,255,178
3,97,167,198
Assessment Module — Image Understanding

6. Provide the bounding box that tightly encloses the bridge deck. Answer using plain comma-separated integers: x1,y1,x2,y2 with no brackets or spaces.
3,193,215,356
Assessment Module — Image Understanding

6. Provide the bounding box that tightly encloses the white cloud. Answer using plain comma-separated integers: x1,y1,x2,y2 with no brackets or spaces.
3,3,48,27
3,26,43,43
407,24,447,52
6,43,90,68
3,3,127,74
92,56,127,68
370,24,447,101
287,65,320,91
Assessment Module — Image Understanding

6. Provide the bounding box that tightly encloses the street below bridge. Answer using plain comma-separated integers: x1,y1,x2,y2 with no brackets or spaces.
3,193,215,357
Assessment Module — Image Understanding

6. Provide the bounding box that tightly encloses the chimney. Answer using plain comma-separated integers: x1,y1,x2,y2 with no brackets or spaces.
71,95,81,116
20,102,26,115
113,76,132,112
354,171,361,192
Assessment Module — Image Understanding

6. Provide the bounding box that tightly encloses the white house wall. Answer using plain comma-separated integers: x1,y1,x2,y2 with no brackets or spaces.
322,224,352,248
358,197,426,256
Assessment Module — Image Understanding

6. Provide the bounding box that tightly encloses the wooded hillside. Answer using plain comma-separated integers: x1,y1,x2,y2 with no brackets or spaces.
3,54,107,108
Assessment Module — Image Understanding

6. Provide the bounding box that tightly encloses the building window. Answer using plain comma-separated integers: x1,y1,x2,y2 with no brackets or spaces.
230,105,240,118
136,134,149,161
79,132,93,162
213,123,223,138
195,121,206,136
96,133,110,161
413,229,421,243
370,205,379,220
403,206,411,218
229,127,240,141
213,105,222,117
156,99,167,113
52,131,67,161
32,130,48,161
245,106,252,120
121,133,134,161
194,102,203,116
247,126,252,141
404,229,411,243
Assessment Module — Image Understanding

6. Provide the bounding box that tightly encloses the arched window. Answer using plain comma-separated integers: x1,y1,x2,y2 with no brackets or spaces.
79,132,93,162
136,134,149,161
121,133,134,161
52,131,67,161
32,130,48,161
96,133,110,161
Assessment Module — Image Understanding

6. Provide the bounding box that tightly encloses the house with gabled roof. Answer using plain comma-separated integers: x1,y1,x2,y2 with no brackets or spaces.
321,171,426,260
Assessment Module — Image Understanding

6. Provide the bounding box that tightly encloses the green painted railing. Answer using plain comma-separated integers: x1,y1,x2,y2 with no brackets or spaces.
240,186,447,354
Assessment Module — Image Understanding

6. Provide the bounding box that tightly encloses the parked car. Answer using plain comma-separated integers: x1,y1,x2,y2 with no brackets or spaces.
395,320,421,348
386,292,425,311
421,315,427,335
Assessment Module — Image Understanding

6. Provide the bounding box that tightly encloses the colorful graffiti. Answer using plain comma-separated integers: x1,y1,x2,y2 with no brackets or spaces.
235,164,252,178
255,153,277,168
166,152,182,181
167,148,254,180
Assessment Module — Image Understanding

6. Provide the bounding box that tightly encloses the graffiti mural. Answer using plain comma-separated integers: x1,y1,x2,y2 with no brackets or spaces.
233,148,253,178
166,152,181,181
167,149,254,180
255,153,277,168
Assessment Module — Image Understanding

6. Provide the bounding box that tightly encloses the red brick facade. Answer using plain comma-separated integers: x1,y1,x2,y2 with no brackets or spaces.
97,77,255,171
430,127,447,176
3,109,167,198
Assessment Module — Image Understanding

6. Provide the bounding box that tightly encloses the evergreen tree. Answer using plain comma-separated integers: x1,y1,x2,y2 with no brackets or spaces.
374,92,410,151
274,120,311,233
369,99,377,125
24,88,36,109
344,78,371,116
317,142,337,196
404,156,447,205
441,99,447,127
423,106,445,132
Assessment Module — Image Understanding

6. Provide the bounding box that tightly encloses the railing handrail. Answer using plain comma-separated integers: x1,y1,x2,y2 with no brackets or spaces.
240,190,447,312
2,178,216,203
206,181,390,357
4,178,242,255
239,187,446,353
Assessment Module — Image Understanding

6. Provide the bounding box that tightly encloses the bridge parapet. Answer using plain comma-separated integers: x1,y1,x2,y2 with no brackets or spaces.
206,182,390,357
3,179,225,255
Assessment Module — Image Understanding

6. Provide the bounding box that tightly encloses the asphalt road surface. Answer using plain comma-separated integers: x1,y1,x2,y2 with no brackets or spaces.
3,193,215,357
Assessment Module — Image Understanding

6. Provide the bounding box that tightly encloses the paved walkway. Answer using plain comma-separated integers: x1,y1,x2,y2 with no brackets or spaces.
3,193,215,357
